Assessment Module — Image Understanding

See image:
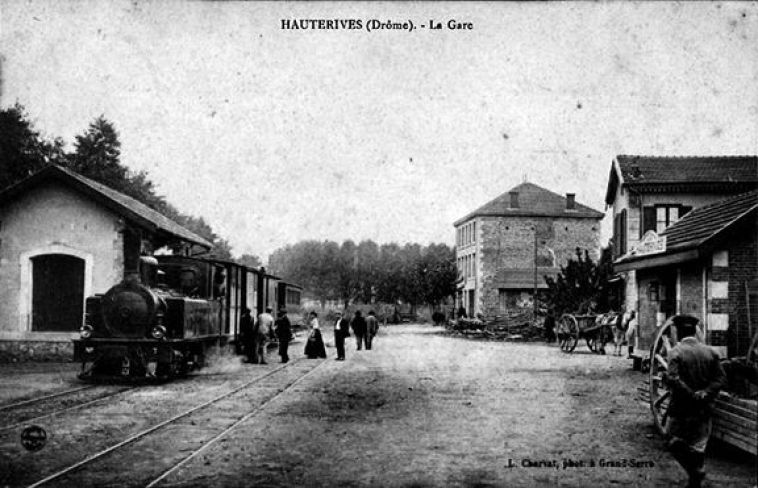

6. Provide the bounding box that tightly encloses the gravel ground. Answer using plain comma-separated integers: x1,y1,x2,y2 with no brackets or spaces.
0,324,755,487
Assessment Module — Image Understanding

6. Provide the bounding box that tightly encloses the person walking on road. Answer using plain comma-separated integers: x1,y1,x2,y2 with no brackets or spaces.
365,310,379,350
253,307,274,364
275,309,292,363
351,310,367,351
304,311,327,359
333,311,350,361
239,308,255,363
663,315,727,488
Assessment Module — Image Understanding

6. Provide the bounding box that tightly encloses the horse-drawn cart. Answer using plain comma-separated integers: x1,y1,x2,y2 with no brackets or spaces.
556,312,617,354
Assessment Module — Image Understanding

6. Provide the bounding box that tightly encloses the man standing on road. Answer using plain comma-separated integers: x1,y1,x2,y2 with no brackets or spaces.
351,310,367,351
239,308,255,363
365,310,379,350
275,309,292,363
333,311,350,361
253,307,274,364
663,316,727,488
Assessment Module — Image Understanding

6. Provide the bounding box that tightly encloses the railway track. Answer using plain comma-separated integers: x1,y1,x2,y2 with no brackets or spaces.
0,385,94,412
0,385,134,433
26,358,326,487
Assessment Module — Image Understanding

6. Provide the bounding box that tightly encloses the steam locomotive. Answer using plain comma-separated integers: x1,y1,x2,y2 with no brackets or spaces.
73,255,302,380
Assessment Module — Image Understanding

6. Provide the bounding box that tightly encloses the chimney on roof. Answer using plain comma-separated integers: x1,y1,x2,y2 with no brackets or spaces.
509,191,520,209
566,193,576,210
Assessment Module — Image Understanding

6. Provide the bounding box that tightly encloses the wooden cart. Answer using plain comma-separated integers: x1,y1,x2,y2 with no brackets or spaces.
646,315,757,455
557,313,616,354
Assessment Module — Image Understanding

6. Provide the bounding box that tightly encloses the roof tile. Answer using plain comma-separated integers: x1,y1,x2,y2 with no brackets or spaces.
455,182,603,225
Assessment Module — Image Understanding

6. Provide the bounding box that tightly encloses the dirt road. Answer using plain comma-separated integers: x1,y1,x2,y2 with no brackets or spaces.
1,324,755,487
162,324,756,487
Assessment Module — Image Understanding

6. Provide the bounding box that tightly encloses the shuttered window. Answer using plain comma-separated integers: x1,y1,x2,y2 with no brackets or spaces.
614,210,627,257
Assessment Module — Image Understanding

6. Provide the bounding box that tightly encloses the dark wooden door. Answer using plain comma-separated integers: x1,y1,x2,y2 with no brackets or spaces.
31,254,84,331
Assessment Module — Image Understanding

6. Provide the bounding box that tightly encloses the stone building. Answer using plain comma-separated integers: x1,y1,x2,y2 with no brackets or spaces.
604,155,758,351
0,165,212,359
614,190,758,358
453,182,603,317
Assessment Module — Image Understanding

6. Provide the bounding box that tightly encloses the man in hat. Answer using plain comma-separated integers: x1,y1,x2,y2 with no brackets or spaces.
663,316,727,488
275,308,292,363
333,311,350,361
253,307,274,364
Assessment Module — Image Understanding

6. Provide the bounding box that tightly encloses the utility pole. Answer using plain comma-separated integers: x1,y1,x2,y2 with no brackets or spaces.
533,226,538,318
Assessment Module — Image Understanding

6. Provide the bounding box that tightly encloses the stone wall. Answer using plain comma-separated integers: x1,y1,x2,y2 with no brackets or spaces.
478,216,601,316
724,223,758,357
0,340,74,362
0,180,124,340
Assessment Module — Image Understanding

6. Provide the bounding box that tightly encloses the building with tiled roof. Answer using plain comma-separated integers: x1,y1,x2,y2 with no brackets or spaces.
613,190,758,359
0,165,213,358
453,182,603,317
603,154,758,361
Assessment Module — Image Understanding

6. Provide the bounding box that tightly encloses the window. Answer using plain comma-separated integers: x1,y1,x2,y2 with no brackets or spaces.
613,209,627,257
642,205,692,235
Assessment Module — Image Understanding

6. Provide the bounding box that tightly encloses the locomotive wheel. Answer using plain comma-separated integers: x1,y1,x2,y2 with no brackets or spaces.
558,314,579,353
648,317,704,435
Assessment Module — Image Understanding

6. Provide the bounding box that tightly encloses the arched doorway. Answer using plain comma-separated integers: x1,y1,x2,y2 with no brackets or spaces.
31,254,85,331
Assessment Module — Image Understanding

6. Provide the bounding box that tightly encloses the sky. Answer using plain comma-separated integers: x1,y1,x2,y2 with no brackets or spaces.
2,1,757,260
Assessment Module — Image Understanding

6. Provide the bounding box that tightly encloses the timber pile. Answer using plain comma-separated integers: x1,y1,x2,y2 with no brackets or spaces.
447,310,544,342
637,380,757,456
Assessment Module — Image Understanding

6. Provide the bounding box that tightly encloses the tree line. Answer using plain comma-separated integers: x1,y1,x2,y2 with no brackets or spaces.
267,240,458,310
0,103,260,265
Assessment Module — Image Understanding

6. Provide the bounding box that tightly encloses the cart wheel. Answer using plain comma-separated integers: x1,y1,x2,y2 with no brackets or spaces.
558,314,579,353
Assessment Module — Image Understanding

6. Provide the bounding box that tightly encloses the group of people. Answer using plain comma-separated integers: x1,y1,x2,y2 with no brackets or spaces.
241,308,380,364
239,307,292,364
304,310,379,361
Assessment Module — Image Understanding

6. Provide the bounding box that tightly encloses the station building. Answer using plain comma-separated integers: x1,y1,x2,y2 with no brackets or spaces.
0,165,211,360
604,155,758,353
453,182,603,317
614,190,758,358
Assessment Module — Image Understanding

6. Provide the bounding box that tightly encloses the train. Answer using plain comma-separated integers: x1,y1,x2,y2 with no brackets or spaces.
73,255,302,380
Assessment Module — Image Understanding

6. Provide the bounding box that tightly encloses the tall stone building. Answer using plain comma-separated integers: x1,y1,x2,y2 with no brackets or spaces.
454,182,603,317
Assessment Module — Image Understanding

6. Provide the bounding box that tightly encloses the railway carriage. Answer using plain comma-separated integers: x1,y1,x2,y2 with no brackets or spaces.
73,255,300,380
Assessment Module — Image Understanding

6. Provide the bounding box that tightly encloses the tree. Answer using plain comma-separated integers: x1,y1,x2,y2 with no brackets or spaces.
68,116,128,191
0,104,64,189
237,253,262,269
543,247,613,316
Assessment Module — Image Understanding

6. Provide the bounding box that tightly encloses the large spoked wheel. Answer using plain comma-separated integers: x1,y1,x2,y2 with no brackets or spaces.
648,315,703,435
649,321,674,435
558,314,579,353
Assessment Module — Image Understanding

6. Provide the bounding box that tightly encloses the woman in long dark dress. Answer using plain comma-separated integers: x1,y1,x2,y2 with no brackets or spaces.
304,311,327,359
